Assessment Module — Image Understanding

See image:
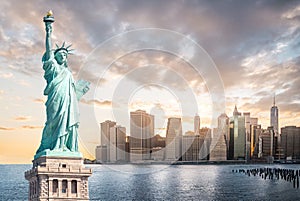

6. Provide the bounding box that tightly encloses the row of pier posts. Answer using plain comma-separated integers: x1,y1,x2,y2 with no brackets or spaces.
232,167,300,189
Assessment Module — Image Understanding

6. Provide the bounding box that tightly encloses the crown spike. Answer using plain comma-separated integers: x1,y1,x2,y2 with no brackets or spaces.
54,42,74,55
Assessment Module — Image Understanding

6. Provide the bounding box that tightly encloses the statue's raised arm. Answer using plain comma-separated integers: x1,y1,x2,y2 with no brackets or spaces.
35,11,89,159
43,10,54,62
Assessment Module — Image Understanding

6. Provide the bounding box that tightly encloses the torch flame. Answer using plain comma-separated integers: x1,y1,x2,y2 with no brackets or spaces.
46,10,53,17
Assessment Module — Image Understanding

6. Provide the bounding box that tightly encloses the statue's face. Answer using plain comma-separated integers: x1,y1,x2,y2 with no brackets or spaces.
55,50,68,65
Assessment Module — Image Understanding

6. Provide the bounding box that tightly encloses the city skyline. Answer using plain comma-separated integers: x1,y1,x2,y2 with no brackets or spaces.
96,107,298,163
97,103,284,140
1,0,300,164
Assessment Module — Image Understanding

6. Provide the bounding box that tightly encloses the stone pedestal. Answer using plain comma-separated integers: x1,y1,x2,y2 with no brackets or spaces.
25,156,92,201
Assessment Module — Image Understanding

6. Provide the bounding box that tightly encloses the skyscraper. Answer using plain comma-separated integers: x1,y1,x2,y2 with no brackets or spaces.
130,110,154,161
110,125,126,163
194,114,200,135
199,127,211,160
229,106,246,160
243,112,252,160
258,127,275,162
165,117,182,161
243,112,251,143
101,120,117,142
96,120,116,162
182,134,203,161
281,126,300,160
249,118,259,158
270,95,279,137
209,113,228,161
218,113,230,153
250,124,262,159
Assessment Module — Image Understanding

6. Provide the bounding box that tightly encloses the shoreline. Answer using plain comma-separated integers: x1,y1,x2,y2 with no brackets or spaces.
85,160,300,165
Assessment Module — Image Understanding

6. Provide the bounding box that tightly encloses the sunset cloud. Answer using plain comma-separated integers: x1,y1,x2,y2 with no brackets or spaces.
14,116,31,121
21,125,43,129
33,98,45,104
0,126,16,131
80,99,113,108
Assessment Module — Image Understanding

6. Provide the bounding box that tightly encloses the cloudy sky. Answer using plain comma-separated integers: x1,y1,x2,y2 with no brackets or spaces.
0,0,300,163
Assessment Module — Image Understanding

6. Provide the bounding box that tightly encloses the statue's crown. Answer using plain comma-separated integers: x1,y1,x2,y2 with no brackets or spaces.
54,42,74,55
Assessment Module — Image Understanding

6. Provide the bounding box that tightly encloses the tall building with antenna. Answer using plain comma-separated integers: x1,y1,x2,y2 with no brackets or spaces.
270,95,283,160
270,95,279,137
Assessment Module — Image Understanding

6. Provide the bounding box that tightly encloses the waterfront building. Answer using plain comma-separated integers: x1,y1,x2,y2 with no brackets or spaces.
125,136,130,162
150,134,166,161
110,125,127,163
243,112,251,161
210,113,228,161
258,127,275,162
244,112,251,142
151,147,165,161
249,118,258,158
130,110,154,161
219,113,230,155
165,117,182,161
250,124,262,159
95,145,107,163
281,126,300,160
199,127,211,160
98,120,116,162
229,106,246,160
182,134,204,161
270,96,283,160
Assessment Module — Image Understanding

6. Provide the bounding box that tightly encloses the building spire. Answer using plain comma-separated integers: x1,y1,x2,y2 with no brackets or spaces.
273,93,276,106
233,105,239,116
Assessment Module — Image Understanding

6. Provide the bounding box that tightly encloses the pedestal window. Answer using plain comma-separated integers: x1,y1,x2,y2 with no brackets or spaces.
71,180,77,194
53,179,58,193
62,179,68,193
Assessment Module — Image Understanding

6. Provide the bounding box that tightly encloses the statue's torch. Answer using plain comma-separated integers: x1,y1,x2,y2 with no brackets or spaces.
43,10,55,23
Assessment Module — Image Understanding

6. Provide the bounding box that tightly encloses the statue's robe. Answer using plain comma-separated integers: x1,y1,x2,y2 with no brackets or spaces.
36,53,79,153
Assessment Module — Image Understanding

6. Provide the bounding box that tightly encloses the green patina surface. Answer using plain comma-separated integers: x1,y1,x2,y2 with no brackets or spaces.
34,12,89,160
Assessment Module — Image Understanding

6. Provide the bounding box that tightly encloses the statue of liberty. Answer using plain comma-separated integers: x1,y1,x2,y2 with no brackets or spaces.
35,11,90,158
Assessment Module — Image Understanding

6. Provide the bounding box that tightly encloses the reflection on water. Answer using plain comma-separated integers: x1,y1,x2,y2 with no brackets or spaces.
1,164,300,200
89,164,300,201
